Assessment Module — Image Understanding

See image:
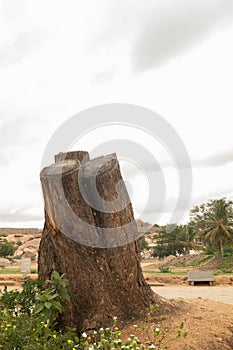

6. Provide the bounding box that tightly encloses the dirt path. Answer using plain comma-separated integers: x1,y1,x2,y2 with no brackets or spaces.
152,286,233,304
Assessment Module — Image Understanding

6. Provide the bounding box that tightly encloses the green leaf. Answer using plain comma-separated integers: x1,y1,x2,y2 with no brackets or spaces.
45,302,52,309
179,321,184,329
48,293,59,300
61,293,71,302
51,271,60,280
51,301,62,312
34,303,44,314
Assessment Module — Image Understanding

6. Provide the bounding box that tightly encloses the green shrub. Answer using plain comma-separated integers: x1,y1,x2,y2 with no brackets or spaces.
0,232,7,237
223,245,233,257
0,276,43,316
0,241,16,258
33,271,71,324
0,272,187,349
159,266,171,273
204,244,233,257
140,235,149,251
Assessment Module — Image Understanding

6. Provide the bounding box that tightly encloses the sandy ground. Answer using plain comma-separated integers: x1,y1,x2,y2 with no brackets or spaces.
122,297,233,350
152,285,233,304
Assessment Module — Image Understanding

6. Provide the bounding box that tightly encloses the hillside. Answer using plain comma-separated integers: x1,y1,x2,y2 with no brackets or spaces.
0,228,41,235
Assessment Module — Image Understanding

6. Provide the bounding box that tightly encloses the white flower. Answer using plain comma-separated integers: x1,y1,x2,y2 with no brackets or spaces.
101,339,107,343
149,345,156,349
82,332,87,338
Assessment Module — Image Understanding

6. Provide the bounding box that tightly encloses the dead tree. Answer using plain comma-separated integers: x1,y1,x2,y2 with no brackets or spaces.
38,151,155,331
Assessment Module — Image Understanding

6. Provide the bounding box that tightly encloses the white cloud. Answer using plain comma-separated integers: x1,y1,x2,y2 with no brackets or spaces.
0,207,42,223
0,30,45,67
131,0,233,72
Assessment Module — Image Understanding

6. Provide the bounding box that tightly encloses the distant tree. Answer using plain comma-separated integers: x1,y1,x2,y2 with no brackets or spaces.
139,235,149,251
0,241,16,258
176,225,203,254
189,198,233,257
152,225,202,258
0,232,7,237
152,225,186,258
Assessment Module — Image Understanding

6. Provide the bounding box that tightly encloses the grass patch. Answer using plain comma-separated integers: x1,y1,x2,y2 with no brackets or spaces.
0,268,21,274
159,266,171,273
0,268,38,274
219,257,233,271
191,255,213,266
175,255,213,268
143,270,187,276
214,270,233,276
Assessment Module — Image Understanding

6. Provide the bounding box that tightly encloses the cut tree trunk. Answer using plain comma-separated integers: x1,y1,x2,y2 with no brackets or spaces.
38,151,155,332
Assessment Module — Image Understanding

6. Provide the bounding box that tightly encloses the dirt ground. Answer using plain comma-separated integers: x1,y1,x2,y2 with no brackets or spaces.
122,297,233,350
137,259,233,349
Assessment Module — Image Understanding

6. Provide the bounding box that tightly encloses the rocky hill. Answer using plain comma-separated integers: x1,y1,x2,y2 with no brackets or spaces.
0,228,42,262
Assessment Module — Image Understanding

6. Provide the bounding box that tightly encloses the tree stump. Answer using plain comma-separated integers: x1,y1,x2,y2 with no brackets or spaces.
38,151,155,332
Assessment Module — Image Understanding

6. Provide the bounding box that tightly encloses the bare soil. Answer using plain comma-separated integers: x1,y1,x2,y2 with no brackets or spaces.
137,259,233,348
122,297,233,349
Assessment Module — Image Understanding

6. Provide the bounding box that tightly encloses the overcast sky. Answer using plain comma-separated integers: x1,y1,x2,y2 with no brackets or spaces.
0,0,233,227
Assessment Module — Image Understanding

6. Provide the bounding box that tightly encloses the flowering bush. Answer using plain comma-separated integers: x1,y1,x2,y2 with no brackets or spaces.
0,272,187,349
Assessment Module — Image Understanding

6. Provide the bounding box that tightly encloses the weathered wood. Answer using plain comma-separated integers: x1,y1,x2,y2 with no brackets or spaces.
78,153,139,247
55,151,89,164
38,151,155,332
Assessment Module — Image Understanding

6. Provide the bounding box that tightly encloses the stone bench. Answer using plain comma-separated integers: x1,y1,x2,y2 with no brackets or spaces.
188,270,214,286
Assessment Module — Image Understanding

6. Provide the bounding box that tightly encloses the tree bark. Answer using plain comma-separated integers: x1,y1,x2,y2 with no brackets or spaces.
219,238,224,257
38,151,155,332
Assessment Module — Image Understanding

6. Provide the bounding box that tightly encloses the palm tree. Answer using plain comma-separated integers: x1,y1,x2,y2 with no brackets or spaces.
190,198,233,257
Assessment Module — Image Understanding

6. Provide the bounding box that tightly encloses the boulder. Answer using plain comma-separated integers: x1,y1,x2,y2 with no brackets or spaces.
14,238,41,260
0,257,11,267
